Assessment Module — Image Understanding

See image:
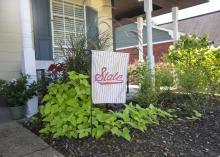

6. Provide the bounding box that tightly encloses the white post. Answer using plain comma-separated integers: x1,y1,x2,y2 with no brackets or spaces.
137,16,144,62
144,0,155,85
19,0,38,117
172,7,179,45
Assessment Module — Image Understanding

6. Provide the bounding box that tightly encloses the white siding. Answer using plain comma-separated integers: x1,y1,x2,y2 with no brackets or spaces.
0,0,22,80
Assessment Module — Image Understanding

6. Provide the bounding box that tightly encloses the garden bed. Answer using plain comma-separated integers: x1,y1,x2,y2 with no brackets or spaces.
23,95,220,157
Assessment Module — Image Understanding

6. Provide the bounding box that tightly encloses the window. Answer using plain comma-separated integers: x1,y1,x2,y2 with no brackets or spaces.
51,0,85,58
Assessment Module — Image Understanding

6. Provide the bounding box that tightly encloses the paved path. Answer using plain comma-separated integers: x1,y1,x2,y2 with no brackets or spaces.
0,122,64,157
0,107,11,124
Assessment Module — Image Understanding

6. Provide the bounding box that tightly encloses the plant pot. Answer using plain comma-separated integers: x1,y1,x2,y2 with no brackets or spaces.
9,105,26,120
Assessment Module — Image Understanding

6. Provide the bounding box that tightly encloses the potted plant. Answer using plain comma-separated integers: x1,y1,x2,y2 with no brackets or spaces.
0,74,38,120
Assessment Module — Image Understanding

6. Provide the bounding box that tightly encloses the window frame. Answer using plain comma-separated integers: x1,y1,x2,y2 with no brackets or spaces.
50,0,87,59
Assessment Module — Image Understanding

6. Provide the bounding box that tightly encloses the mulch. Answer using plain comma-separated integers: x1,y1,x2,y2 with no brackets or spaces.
23,110,220,157
23,95,220,157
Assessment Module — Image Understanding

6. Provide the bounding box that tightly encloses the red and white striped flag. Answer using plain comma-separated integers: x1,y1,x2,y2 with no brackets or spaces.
92,50,129,104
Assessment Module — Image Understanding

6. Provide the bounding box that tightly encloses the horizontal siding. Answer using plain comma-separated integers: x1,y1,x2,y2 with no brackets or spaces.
0,23,21,34
116,23,172,49
0,52,21,62
0,33,21,43
0,0,21,80
0,62,21,72
0,71,20,80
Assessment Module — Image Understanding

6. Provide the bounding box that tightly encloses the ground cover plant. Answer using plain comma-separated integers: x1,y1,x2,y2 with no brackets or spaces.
39,71,172,141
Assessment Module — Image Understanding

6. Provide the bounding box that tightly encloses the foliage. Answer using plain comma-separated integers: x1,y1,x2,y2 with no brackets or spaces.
176,67,205,92
128,64,139,85
155,63,174,88
47,63,66,81
40,71,172,141
135,62,161,106
167,34,220,94
167,102,202,122
0,80,6,95
59,30,112,75
0,74,38,107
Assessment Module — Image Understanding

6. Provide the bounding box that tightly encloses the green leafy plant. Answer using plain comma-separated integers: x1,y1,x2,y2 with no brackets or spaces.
155,63,174,88
167,34,220,94
0,74,38,107
40,71,172,141
135,62,160,106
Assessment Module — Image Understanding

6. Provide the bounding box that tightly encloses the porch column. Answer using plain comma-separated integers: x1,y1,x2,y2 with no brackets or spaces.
19,0,38,117
137,16,144,62
144,0,155,85
172,7,179,45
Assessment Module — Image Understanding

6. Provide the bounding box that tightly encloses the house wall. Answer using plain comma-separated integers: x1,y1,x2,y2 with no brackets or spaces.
115,23,172,49
0,0,113,81
85,0,113,51
117,41,173,64
0,0,22,80
60,0,113,51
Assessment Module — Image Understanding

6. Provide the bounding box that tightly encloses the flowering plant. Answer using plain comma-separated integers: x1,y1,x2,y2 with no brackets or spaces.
47,63,65,82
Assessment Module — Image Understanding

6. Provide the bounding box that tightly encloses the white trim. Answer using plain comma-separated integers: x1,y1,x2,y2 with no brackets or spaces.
19,0,38,117
36,60,54,70
144,23,174,35
84,4,88,48
137,23,175,38
137,16,144,62
50,0,55,59
172,7,179,44
116,40,174,51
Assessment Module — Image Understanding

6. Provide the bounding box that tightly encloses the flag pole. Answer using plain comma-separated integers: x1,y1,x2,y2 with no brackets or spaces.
89,50,93,137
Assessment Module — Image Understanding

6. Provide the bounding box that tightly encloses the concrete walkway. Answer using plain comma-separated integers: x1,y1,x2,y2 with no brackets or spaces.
0,122,64,157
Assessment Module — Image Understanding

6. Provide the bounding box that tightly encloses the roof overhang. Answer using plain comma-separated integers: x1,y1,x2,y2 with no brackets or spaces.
113,0,209,22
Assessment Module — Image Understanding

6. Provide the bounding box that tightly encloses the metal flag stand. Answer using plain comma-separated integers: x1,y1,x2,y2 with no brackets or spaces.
89,50,93,137
88,49,94,157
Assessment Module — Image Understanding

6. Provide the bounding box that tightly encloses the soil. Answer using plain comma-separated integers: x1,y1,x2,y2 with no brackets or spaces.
23,95,220,157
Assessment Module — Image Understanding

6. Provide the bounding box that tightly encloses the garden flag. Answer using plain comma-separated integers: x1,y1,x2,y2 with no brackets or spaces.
92,50,129,104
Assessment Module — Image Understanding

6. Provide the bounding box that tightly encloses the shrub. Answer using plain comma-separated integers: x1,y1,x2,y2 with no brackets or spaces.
0,75,38,107
40,71,172,141
135,62,159,106
167,34,220,94
175,67,205,93
155,63,174,88
59,30,112,75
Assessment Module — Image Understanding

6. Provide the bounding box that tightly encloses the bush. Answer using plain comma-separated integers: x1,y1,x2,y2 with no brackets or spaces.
128,62,175,106
59,30,112,75
0,75,38,107
167,34,220,94
155,63,174,88
135,62,159,106
40,71,172,141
